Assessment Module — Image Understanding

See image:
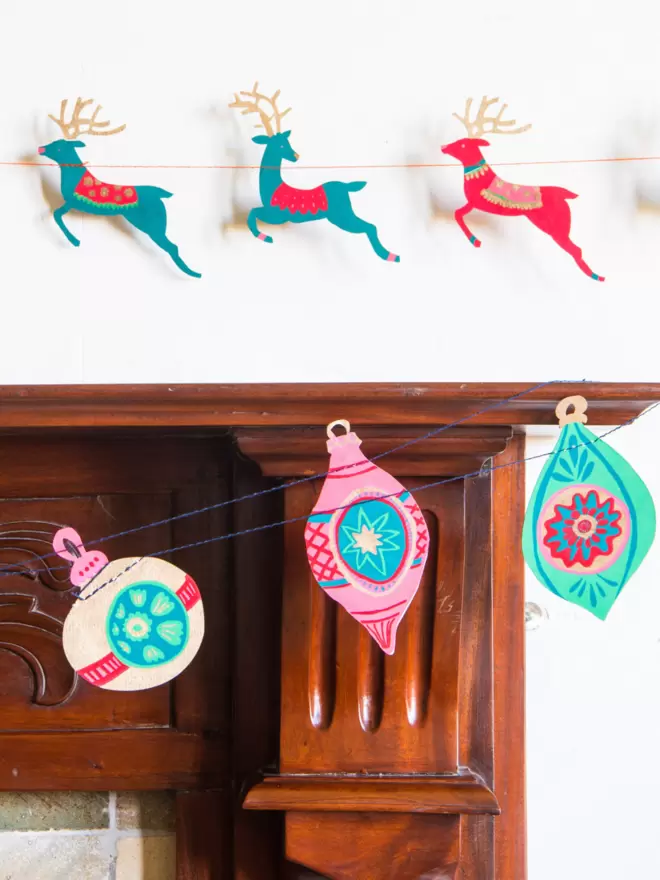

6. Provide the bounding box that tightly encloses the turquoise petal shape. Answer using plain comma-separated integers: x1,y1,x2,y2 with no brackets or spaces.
157,620,184,646
523,422,656,619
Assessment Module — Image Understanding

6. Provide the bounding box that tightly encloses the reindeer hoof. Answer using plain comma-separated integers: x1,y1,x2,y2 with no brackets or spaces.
257,232,273,244
386,253,400,263
469,235,481,248
592,273,605,282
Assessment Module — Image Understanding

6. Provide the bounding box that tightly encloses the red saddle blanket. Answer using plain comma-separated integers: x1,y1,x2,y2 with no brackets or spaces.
481,176,542,210
74,173,139,207
271,182,328,214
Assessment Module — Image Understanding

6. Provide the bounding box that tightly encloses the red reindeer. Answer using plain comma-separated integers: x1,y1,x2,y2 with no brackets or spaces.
441,97,604,281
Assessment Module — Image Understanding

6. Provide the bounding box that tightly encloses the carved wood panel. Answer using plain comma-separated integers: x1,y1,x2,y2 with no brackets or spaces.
280,478,466,774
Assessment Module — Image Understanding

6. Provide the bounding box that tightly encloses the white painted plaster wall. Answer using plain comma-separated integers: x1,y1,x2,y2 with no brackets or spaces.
1,0,659,876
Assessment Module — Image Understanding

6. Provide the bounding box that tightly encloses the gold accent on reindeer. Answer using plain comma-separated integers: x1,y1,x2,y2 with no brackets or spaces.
452,96,531,138
228,83,291,137
48,98,126,140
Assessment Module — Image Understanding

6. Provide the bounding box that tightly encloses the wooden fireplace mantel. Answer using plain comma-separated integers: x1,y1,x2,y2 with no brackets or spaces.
0,382,657,427
0,383,657,880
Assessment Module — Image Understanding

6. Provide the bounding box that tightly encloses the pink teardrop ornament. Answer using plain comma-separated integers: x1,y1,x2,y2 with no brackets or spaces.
304,420,429,654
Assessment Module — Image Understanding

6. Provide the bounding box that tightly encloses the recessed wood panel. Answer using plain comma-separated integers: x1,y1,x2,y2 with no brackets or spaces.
280,478,465,775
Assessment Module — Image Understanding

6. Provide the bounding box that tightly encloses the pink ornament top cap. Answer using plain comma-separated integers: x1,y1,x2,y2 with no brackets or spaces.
53,527,109,588
326,420,367,473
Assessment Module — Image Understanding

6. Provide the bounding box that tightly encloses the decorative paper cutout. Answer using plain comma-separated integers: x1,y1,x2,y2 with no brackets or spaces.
229,83,400,262
54,528,204,691
441,96,604,281
305,421,429,654
39,98,201,278
522,396,656,619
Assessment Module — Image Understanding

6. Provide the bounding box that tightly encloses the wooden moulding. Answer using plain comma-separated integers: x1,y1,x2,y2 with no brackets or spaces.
0,382,658,428
0,730,227,791
243,773,500,816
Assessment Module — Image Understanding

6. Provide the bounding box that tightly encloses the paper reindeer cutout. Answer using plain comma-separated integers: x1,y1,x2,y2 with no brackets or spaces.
441,97,604,281
305,421,429,654
229,83,400,262
39,98,201,278
54,528,204,691
522,396,656,619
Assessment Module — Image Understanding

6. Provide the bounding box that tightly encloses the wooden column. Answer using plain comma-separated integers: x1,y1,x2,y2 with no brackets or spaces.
238,425,516,879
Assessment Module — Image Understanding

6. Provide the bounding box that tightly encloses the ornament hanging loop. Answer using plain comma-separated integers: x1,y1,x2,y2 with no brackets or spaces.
327,419,351,439
555,395,588,427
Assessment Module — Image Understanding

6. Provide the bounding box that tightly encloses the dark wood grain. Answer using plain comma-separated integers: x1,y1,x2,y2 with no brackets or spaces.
0,382,656,427
286,813,461,880
244,774,499,814
0,730,226,789
176,790,232,879
492,432,527,880
0,383,591,877
231,456,285,879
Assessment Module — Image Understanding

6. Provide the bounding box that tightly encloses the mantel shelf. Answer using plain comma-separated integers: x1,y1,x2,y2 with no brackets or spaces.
243,772,500,816
0,383,657,428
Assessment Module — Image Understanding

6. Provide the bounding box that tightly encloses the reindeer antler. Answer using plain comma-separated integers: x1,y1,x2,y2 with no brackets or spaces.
48,98,126,140
452,96,531,138
228,82,291,136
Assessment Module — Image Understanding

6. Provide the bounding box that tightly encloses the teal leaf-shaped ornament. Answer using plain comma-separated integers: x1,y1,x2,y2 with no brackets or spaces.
522,395,656,619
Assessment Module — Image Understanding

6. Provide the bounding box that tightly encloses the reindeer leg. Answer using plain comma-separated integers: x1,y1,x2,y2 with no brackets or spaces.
455,204,481,248
54,204,80,247
248,208,285,244
327,214,400,262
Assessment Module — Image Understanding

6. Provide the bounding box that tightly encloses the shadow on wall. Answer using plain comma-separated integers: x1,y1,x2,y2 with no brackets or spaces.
214,108,291,238
34,160,137,245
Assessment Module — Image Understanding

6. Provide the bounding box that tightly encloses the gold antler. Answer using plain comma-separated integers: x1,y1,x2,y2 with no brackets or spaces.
48,98,126,140
452,96,531,138
228,82,291,136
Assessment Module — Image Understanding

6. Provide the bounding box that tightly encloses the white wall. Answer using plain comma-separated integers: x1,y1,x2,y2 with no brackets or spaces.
526,416,660,879
2,0,659,875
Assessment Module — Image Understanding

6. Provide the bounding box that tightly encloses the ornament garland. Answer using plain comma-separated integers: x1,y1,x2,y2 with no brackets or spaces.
0,388,654,685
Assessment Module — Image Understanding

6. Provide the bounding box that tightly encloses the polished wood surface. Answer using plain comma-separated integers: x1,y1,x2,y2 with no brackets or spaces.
0,730,225,789
0,382,657,427
0,383,647,877
244,773,499,814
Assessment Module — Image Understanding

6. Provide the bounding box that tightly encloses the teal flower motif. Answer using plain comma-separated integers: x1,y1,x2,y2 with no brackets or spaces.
106,580,190,669
143,645,165,664
157,620,184,646
150,592,174,617
130,588,147,607
124,612,152,642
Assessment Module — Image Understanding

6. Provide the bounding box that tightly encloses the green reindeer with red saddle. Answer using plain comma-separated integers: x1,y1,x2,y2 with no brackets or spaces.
39,98,200,278
229,84,400,262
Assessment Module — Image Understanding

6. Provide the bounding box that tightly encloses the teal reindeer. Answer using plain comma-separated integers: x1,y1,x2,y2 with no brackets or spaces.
39,98,200,278
229,84,400,262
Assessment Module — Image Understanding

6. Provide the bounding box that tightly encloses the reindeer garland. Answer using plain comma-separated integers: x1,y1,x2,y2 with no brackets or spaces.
441,97,604,281
229,84,400,262
39,99,201,278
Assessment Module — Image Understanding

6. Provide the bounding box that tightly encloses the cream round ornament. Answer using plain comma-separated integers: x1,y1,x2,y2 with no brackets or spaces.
54,528,204,691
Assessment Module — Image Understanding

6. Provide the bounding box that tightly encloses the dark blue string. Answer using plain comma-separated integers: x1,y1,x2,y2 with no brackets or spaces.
71,401,660,602
1,378,583,577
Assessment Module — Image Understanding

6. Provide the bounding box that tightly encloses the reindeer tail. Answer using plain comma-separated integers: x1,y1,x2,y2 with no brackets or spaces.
552,187,578,200
346,182,367,192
